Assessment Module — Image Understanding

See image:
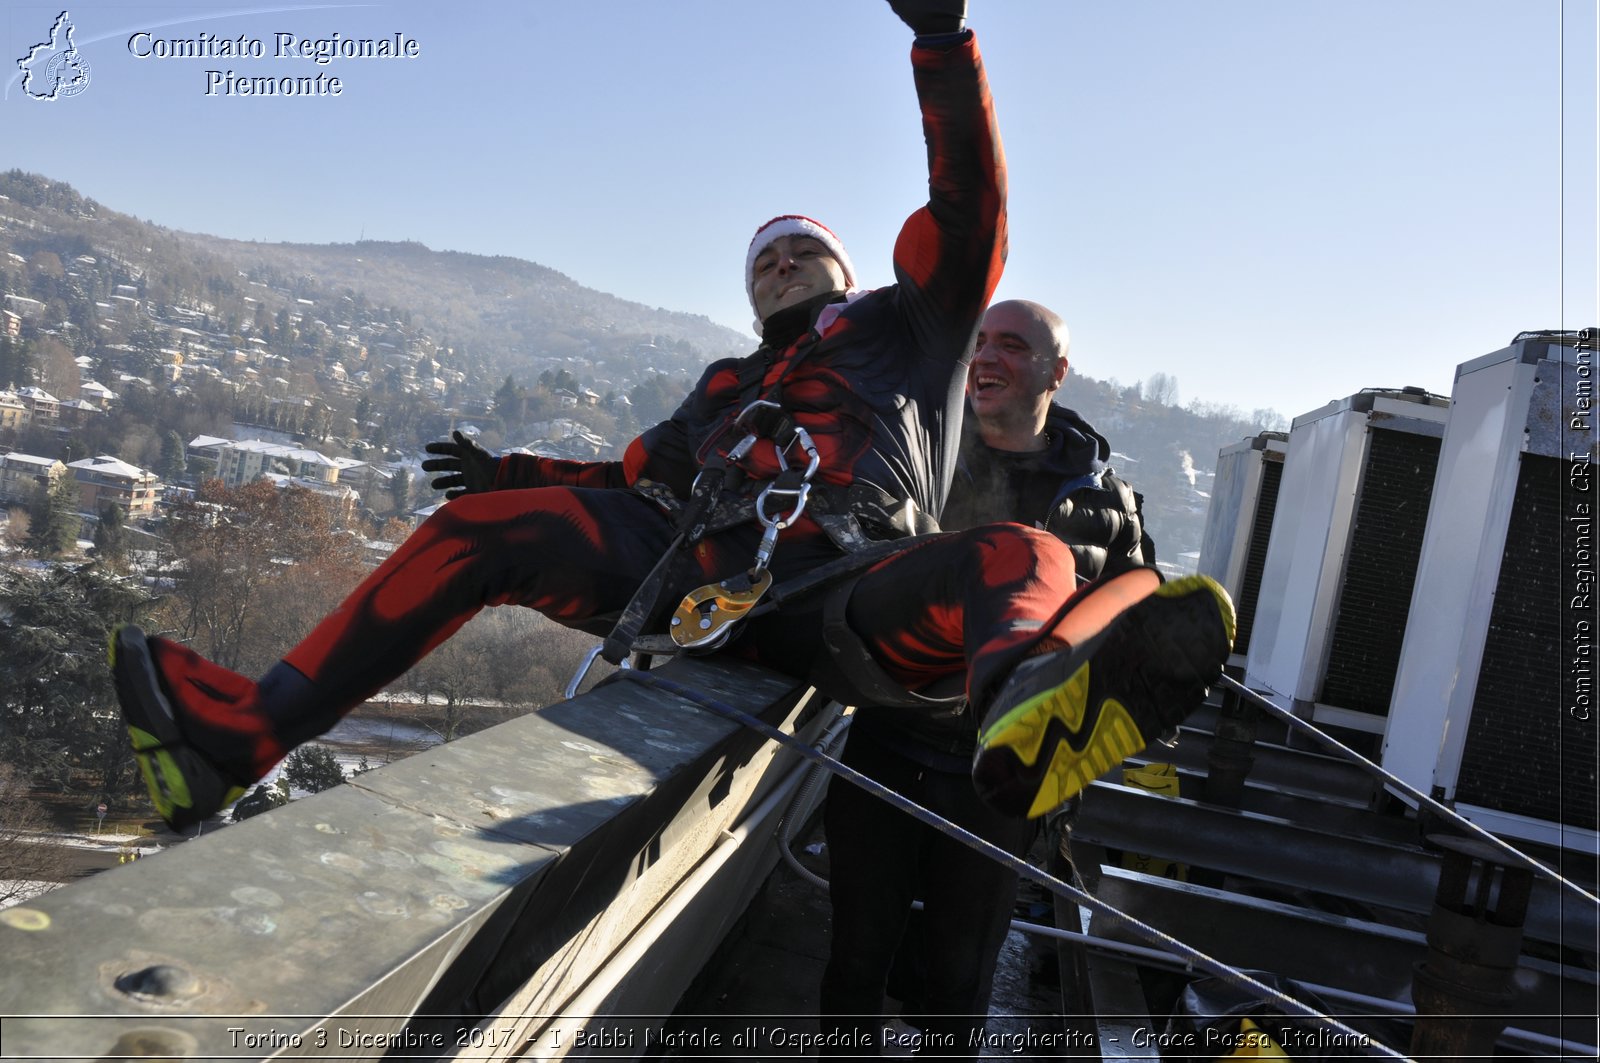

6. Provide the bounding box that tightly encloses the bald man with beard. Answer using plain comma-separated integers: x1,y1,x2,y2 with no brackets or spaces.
820,299,1154,1057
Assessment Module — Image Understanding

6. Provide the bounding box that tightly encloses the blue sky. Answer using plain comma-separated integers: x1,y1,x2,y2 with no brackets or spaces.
2,0,1594,420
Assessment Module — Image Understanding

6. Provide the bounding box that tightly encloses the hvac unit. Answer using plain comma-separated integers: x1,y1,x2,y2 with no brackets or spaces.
1198,432,1289,667
1245,387,1451,739
1384,330,1598,849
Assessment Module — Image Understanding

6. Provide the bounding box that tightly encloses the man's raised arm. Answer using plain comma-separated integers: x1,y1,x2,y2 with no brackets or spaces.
887,0,1008,359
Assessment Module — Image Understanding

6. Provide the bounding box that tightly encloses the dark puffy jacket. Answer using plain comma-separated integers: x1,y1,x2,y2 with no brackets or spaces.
855,402,1152,764
942,403,1153,579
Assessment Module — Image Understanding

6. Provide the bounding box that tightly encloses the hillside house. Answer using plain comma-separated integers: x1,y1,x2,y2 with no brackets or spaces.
0,452,66,504
213,439,342,488
57,398,102,428
79,381,118,406
262,473,359,525
0,391,28,436
16,387,59,424
66,455,160,518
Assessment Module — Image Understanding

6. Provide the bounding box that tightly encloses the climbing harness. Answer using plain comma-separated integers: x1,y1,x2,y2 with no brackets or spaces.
668,407,819,651
612,668,1413,1060
604,393,935,672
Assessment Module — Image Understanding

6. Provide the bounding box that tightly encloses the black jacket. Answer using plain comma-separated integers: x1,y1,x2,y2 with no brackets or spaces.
855,402,1153,765
943,403,1153,578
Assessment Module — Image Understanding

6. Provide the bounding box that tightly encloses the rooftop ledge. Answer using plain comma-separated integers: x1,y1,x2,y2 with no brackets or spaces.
0,655,832,1061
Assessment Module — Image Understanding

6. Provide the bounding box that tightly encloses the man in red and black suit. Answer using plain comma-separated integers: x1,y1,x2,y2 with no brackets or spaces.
112,2,1233,865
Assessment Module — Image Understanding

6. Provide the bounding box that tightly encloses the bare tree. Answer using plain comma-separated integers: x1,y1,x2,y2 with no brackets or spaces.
31,337,80,399
2,508,29,550
1143,372,1181,407
0,763,74,907
400,615,510,742
396,609,606,741
158,480,367,674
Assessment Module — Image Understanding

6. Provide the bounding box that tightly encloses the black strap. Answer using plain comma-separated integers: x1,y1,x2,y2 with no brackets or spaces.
757,533,941,614
601,530,690,664
602,457,733,665
818,576,967,709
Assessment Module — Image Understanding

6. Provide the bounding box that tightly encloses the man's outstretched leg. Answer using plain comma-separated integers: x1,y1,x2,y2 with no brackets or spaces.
110,488,681,829
839,524,1234,819
970,571,1235,817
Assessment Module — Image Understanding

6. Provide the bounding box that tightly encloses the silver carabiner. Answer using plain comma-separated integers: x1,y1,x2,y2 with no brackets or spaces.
689,430,762,496
749,425,821,570
756,479,812,530
778,425,821,484
735,398,786,431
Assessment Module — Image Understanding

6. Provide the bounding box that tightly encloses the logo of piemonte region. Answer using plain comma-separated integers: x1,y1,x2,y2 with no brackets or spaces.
18,10,91,101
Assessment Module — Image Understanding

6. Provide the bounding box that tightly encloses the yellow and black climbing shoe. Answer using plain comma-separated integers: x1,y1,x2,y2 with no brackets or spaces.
972,575,1236,819
109,625,247,831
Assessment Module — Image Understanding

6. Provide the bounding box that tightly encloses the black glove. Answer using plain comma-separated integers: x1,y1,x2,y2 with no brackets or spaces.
887,0,967,35
422,430,500,499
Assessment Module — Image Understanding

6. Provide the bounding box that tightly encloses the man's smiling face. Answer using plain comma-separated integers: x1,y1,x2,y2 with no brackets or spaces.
750,234,849,321
967,301,1067,423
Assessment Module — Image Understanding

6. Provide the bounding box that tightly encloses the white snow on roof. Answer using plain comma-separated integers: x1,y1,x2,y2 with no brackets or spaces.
67,455,153,480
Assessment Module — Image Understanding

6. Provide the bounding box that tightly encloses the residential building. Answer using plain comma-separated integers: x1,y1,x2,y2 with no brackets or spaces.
66,455,161,519
79,381,119,406
16,387,59,424
262,473,360,526
212,439,342,488
57,398,102,428
0,452,66,504
0,391,28,436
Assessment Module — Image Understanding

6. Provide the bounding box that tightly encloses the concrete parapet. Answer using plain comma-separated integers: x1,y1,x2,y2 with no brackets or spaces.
0,655,826,1061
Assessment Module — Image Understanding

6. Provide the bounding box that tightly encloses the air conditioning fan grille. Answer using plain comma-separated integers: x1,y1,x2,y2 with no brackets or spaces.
1234,457,1282,654
1320,429,1441,715
1457,454,1596,830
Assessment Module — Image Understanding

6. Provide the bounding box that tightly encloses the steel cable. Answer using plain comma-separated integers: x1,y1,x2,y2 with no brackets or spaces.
616,669,1414,1061
1219,675,1600,908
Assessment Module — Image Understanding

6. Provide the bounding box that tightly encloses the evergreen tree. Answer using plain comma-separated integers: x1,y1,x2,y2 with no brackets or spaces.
158,431,187,482
389,467,412,517
232,783,288,821
25,475,80,558
494,374,523,422
0,335,24,388
91,502,127,570
0,564,155,795
282,745,345,793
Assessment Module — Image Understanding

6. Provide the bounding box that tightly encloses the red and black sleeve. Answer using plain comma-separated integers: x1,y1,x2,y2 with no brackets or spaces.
892,30,1008,359
493,453,627,491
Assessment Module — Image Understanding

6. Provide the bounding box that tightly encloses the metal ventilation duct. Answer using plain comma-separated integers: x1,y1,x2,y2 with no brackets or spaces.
1198,432,1288,661
1385,330,1598,849
1246,388,1451,739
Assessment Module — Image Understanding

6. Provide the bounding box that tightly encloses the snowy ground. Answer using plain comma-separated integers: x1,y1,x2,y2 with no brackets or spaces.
1,704,452,909
0,831,164,910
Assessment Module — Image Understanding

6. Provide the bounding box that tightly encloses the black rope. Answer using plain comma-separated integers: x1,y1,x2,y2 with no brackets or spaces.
614,669,1413,1060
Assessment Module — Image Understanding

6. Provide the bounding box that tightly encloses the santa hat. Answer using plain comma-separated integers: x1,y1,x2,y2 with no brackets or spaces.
745,215,857,315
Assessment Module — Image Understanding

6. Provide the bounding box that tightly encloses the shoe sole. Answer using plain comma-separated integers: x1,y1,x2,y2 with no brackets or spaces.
975,575,1235,818
109,626,245,830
